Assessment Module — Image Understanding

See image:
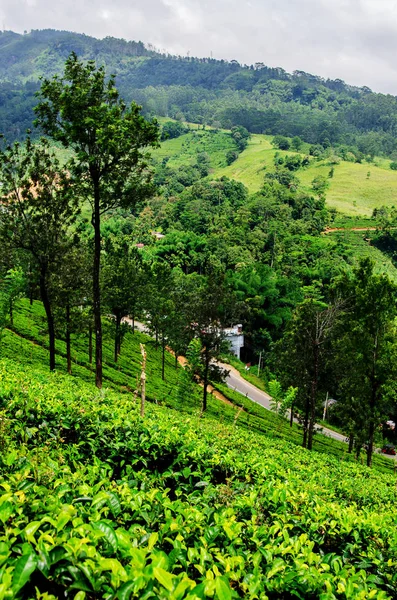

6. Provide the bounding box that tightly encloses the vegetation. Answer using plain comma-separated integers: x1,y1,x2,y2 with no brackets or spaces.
4,28,397,162
2,47,397,597
1,337,397,597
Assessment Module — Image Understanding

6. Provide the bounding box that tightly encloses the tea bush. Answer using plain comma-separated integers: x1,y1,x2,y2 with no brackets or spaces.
0,359,397,599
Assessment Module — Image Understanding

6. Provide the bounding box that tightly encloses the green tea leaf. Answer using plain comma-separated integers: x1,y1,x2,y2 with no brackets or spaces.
12,551,37,594
154,567,174,591
215,577,232,600
93,521,118,553
107,492,121,517
117,581,135,600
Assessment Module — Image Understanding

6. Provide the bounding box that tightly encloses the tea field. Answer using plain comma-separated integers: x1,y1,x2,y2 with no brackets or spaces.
5,300,396,474
0,301,397,598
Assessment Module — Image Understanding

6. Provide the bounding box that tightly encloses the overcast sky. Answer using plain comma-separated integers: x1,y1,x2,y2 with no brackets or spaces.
2,0,397,94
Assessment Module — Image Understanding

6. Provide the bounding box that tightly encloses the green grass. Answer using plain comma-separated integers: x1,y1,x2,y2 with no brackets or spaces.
153,129,236,171
211,134,286,192
299,159,397,216
156,129,397,218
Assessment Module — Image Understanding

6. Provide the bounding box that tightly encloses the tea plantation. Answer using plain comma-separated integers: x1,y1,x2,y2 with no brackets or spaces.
1,301,397,599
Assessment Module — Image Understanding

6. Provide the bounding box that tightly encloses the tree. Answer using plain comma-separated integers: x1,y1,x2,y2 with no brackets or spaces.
102,236,145,363
52,241,90,374
0,269,25,350
332,259,397,466
0,137,78,371
144,262,174,381
34,53,159,387
272,135,290,151
226,150,238,165
291,136,303,151
190,272,236,414
277,292,342,449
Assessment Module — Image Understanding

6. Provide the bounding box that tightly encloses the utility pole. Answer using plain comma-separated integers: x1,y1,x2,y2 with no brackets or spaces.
323,391,329,421
257,351,263,377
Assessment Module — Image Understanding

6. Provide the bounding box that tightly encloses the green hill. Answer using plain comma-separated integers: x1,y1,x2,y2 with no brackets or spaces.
1,299,397,598
4,28,397,163
156,128,397,217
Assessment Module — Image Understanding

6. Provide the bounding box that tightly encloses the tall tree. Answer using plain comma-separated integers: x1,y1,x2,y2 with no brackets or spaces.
277,291,341,450
52,241,90,374
332,259,397,466
0,137,78,371
190,272,236,414
102,236,145,362
144,262,174,380
34,53,159,387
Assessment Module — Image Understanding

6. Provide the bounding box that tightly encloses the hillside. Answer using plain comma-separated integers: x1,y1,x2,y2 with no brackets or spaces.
1,300,397,597
3,28,397,161
156,129,397,216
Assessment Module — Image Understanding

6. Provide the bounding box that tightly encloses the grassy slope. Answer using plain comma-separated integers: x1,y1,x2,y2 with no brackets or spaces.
153,129,236,171
299,160,397,217
4,298,396,475
158,128,397,217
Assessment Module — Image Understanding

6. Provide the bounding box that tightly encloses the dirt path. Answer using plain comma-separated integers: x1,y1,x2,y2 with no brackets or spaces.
171,349,237,408
323,227,378,234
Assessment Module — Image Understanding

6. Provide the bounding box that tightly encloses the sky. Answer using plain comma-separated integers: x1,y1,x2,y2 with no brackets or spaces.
1,0,397,94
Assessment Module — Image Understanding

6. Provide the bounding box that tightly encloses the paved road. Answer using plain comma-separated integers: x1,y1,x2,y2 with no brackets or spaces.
219,362,347,444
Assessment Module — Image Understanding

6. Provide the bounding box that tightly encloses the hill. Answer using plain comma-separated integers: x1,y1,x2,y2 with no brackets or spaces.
3,28,397,161
1,298,397,598
155,127,397,217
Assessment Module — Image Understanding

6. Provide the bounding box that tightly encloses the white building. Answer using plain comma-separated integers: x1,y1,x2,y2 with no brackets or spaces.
223,324,244,359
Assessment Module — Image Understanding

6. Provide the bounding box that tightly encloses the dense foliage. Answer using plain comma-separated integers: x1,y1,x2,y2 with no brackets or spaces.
1,354,397,599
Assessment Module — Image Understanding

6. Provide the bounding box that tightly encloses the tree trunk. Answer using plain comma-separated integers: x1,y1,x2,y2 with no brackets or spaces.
92,181,102,388
307,343,319,451
367,420,375,467
175,352,178,370
348,434,354,454
114,312,121,363
29,263,34,306
367,343,378,467
9,298,13,328
289,401,294,427
140,344,146,418
161,333,165,380
132,313,135,334
302,398,310,448
202,351,209,414
88,323,93,365
66,302,72,375
39,265,55,372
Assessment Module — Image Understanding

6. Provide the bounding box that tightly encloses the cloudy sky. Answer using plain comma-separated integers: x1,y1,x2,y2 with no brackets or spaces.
2,0,397,93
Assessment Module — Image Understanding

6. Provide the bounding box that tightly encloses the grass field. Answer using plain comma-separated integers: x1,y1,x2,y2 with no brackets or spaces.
299,159,397,216
153,129,236,171
156,127,397,217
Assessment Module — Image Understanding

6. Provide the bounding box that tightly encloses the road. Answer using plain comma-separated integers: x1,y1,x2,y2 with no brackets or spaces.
219,362,347,444
126,319,396,455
